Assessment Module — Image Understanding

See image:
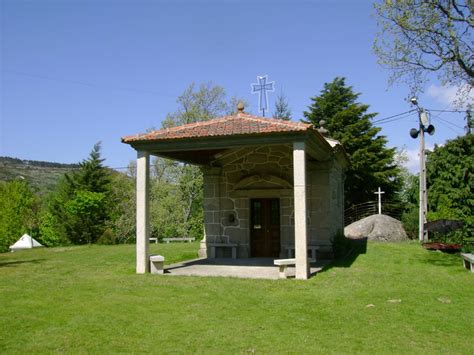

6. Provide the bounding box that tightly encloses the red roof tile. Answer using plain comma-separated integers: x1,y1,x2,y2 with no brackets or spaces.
122,113,313,143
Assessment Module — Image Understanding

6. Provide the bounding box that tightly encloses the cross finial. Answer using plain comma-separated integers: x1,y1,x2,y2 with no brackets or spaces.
317,120,329,136
251,75,275,117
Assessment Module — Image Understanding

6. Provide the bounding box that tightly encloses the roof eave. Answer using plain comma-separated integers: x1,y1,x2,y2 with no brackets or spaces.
124,131,310,153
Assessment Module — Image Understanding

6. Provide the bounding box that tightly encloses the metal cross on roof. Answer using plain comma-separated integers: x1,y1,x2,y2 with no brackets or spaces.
251,75,275,117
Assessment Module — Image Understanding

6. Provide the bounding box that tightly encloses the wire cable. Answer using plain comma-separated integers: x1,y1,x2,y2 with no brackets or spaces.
372,109,417,124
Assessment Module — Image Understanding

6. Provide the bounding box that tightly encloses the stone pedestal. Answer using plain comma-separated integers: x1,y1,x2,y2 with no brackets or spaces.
150,255,165,274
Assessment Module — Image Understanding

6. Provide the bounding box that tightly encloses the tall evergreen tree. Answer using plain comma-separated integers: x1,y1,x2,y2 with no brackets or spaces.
274,93,292,120
303,77,401,207
46,142,112,244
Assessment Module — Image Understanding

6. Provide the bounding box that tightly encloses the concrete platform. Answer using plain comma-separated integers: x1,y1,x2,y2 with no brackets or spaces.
164,257,329,280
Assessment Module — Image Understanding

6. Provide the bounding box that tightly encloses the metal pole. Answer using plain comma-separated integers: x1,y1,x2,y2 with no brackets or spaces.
418,121,426,242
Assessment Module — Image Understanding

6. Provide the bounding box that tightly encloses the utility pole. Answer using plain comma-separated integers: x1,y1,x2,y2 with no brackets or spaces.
409,97,435,242
466,105,472,135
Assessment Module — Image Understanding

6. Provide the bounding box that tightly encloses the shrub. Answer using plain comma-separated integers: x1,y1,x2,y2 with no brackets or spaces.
96,228,116,245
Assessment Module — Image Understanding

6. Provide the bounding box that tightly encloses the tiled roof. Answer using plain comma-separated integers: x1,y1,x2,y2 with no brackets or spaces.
122,113,313,143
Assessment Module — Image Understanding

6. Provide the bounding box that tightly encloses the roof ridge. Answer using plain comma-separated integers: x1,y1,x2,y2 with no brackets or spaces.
122,112,314,143
150,116,234,135
238,113,311,127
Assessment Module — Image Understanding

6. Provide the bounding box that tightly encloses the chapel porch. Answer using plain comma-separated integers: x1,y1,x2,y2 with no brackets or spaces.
122,106,348,280
164,257,330,280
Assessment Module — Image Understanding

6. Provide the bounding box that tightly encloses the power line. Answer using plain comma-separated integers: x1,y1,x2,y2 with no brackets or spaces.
433,119,461,135
2,69,177,97
432,116,464,130
427,109,465,113
374,112,417,125
372,109,417,123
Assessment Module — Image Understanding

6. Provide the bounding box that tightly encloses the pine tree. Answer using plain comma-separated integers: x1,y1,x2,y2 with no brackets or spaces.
66,142,111,193
274,93,292,120
303,77,401,207
46,142,113,244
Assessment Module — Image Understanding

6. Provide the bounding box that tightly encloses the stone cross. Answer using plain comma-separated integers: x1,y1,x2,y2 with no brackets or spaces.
374,187,385,215
251,75,275,116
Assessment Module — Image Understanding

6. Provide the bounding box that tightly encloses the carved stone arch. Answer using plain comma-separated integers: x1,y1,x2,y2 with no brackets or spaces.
233,174,292,191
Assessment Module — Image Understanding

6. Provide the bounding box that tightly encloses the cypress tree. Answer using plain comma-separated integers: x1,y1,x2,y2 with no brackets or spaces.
303,77,401,208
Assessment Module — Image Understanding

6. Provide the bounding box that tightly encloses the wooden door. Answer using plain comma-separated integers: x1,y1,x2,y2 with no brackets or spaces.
250,198,280,257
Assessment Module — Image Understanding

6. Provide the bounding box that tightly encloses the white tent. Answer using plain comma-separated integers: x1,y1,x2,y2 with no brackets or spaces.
9,234,43,251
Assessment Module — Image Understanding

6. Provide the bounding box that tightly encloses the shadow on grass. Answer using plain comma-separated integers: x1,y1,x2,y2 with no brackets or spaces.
0,259,45,268
419,249,462,268
320,238,367,273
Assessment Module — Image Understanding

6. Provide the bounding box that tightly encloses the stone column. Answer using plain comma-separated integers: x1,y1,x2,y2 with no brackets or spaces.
136,151,150,274
199,167,221,258
293,142,309,279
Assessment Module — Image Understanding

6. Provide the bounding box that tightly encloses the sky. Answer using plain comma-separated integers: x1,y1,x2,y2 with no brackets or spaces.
1,0,471,172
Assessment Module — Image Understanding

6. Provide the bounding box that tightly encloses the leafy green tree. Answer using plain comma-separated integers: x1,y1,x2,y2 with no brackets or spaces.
177,164,204,239
162,82,227,128
65,190,107,244
38,210,65,246
303,77,401,207
273,93,292,120
46,143,113,244
106,172,136,243
374,0,473,102
153,83,243,240
427,134,474,237
0,180,37,252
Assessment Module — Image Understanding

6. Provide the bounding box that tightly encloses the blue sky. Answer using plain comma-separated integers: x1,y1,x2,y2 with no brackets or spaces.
1,0,470,171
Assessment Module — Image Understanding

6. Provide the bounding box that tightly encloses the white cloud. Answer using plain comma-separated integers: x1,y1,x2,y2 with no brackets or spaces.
403,145,436,173
405,148,420,172
426,84,474,109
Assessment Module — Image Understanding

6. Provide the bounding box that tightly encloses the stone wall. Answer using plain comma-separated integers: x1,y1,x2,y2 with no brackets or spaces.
199,144,344,259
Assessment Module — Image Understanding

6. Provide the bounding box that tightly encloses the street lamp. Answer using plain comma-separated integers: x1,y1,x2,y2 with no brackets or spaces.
409,97,435,242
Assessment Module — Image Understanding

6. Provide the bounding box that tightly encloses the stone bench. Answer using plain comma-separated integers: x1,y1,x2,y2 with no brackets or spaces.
149,237,158,244
149,255,165,274
162,237,195,243
208,243,238,259
461,253,474,272
274,258,312,279
284,245,320,262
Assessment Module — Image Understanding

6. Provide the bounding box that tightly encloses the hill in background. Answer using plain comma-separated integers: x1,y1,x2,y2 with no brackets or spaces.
0,156,79,195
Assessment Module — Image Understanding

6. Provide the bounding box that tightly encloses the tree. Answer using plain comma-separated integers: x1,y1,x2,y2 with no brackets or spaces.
107,172,136,243
273,93,292,120
162,82,228,128
152,82,243,240
38,210,64,247
303,77,402,207
374,0,473,101
45,143,113,244
0,180,37,252
426,134,474,237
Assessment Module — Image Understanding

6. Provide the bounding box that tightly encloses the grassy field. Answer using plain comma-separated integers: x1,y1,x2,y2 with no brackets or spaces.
1,241,473,353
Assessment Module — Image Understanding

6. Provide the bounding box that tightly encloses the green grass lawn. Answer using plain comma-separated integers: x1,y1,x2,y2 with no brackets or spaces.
1,241,473,353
